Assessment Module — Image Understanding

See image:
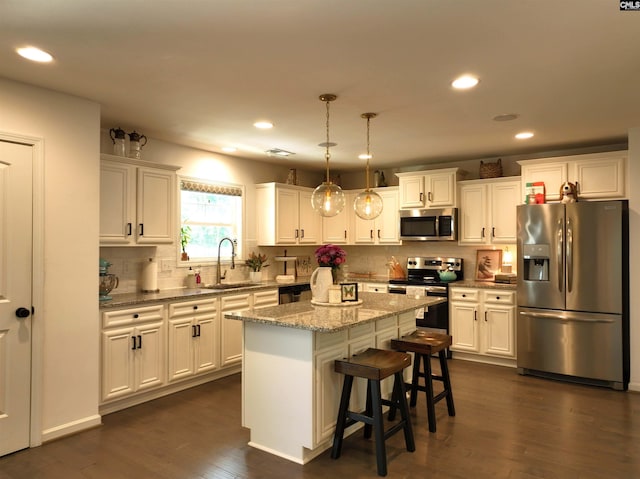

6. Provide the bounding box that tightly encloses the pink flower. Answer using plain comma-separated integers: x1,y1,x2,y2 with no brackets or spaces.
314,244,347,268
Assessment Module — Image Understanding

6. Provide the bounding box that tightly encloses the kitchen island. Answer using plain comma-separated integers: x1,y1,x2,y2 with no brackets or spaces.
225,292,445,464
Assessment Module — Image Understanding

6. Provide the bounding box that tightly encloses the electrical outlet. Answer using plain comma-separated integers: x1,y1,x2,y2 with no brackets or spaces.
161,259,172,272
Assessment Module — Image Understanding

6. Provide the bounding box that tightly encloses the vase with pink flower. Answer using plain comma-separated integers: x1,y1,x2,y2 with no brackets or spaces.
310,244,347,303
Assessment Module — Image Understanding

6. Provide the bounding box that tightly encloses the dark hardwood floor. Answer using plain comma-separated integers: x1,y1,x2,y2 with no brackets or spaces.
2,360,639,479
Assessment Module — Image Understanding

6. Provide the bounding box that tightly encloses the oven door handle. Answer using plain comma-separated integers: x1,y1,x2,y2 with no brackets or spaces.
388,285,407,294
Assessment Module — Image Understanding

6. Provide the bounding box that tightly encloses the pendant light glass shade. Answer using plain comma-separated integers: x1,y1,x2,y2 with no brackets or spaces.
354,189,383,220
312,182,346,216
354,112,383,220
311,94,345,217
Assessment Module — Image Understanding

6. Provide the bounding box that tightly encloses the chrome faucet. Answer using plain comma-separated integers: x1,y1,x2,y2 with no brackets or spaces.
215,237,236,285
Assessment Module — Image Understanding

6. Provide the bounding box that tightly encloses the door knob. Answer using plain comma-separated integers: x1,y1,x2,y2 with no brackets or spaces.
15,307,31,318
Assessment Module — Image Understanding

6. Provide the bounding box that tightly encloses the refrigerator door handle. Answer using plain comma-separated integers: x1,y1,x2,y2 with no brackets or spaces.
566,218,574,293
518,311,615,324
557,218,564,292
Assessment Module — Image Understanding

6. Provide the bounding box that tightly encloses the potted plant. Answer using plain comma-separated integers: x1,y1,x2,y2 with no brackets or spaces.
245,252,269,282
180,226,191,261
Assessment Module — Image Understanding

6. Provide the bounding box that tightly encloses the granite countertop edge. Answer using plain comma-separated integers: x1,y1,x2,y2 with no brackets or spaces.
99,280,308,309
225,293,446,333
452,280,517,290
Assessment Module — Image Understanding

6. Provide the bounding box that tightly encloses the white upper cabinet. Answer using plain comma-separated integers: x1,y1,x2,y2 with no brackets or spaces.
100,154,179,246
353,187,400,244
458,177,521,245
322,191,355,244
256,183,322,246
396,168,458,209
518,151,626,202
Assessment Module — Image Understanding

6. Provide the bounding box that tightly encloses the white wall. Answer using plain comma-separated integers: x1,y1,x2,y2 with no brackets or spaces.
0,78,101,440
627,127,639,390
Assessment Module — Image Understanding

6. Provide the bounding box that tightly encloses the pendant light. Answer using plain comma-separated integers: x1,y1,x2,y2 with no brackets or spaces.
311,94,346,217
353,112,383,220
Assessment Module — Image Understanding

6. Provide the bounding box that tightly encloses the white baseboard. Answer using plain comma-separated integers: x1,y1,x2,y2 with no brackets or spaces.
41,414,102,443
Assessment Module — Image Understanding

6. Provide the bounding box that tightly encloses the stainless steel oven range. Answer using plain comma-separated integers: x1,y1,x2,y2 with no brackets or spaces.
388,256,463,336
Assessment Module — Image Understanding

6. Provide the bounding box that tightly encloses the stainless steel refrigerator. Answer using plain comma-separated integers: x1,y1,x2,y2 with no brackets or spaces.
516,200,629,390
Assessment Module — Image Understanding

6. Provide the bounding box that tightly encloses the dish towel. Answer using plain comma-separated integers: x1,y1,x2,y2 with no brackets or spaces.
406,286,426,319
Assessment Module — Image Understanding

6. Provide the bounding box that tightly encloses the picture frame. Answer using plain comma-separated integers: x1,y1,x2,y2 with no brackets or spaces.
296,256,313,278
475,249,502,281
340,282,359,302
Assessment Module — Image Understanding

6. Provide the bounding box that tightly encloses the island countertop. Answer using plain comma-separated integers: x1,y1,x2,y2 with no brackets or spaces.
225,292,445,332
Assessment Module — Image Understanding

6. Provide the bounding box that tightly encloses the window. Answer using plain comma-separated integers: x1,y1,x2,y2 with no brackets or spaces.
179,177,243,265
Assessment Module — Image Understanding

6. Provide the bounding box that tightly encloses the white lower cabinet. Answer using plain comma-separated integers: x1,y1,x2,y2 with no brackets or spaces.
449,287,516,366
101,288,279,413
101,305,166,402
168,298,219,381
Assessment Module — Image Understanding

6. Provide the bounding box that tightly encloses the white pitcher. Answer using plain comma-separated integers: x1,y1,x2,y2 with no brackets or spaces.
310,266,333,303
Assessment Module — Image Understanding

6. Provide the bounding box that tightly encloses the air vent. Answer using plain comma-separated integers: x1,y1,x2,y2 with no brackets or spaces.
266,148,295,157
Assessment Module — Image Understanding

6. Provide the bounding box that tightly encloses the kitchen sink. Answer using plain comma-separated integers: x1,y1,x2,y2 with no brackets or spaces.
202,282,259,290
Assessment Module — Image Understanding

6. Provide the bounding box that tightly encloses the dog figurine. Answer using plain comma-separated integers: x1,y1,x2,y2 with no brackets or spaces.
560,182,578,203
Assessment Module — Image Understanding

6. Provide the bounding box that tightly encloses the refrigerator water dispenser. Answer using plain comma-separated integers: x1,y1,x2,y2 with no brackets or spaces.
523,244,550,281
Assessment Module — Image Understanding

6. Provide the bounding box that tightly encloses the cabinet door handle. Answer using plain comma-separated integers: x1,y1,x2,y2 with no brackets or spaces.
377,229,381,239
481,227,485,238
419,192,424,202
301,229,305,238
139,224,144,236
575,181,580,193
131,336,137,350
344,230,347,239
294,229,299,238
127,223,132,236
192,325,197,337
484,311,488,322
138,335,142,349
428,191,433,202
474,310,477,321
492,227,495,238
370,229,374,239
197,324,201,337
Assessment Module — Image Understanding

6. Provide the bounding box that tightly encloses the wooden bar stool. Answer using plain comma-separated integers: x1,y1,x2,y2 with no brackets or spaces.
389,330,455,433
331,348,415,477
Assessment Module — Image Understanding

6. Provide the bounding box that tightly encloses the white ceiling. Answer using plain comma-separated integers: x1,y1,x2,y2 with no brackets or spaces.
1,1,639,171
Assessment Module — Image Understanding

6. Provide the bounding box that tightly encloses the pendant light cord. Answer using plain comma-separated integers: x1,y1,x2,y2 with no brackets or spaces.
365,115,371,190
325,99,331,183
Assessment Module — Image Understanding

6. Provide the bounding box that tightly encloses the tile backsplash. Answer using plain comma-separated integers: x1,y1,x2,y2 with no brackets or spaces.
101,242,517,294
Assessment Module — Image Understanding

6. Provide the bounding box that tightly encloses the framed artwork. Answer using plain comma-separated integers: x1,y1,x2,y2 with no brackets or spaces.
475,249,502,281
296,256,313,278
340,282,359,302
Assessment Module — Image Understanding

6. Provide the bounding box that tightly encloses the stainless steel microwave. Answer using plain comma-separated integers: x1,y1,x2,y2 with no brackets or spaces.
399,208,458,241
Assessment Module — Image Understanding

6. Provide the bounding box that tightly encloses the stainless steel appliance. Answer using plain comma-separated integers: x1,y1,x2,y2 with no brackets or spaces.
516,201,629,390
399,208,458,241
278,283,311,304
388,257,463,337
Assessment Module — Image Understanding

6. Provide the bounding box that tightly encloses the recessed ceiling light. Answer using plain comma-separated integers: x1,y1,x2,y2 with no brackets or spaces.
493,113,519,122
266,148,295,157
515,131,534,139
452,75,479,89
253,121,273,129
222,146,237,153
358,154,372,160
16,46,53,63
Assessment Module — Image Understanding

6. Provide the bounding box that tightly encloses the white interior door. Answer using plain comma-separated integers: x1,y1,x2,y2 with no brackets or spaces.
0,140,33,456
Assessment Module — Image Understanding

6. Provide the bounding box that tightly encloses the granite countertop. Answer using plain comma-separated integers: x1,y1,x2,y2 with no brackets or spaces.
452,280,517,290
99,279,308,309
225,292,445,333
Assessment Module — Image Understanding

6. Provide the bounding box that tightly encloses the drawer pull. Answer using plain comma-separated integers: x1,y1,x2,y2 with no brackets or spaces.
133,313,139,319
462,294,466,298
193,305,198,310
496,296,500,300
